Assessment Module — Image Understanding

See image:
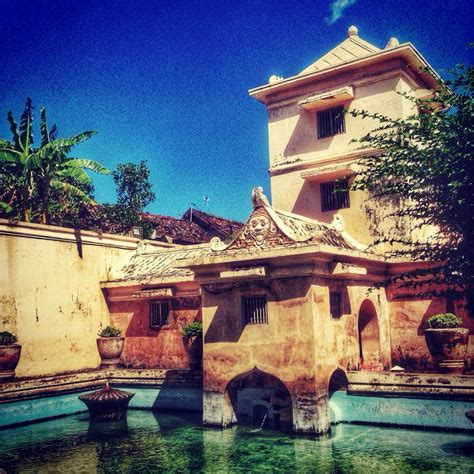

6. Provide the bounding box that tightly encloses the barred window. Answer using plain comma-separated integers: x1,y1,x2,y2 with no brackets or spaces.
330,292,342,319
150,301,170,328
317,106,345,139
242,296,268,325
320,179,350,212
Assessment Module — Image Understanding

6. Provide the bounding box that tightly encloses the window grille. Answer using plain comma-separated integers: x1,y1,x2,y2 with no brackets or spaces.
320,179,350,212
131,226,143,239
150,301,170,328
242,296,268,325
330,292,342,319
317,106,346,139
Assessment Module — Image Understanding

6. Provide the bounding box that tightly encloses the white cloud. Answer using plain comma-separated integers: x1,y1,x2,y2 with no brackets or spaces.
326,0,357,24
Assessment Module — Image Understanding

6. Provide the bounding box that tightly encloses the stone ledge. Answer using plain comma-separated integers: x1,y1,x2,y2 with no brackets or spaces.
0,368,202,403
347,371,474,400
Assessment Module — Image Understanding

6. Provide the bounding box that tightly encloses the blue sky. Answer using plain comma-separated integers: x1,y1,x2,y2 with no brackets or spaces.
0,0,472,222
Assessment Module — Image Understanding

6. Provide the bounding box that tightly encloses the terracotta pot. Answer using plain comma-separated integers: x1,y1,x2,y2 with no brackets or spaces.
0,344,22,382
183,335,203,370
97,337,124,369
425,328,469,374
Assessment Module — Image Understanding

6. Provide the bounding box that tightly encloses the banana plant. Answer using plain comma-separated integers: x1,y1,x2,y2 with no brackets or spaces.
0,99,110,224
0,98,37,221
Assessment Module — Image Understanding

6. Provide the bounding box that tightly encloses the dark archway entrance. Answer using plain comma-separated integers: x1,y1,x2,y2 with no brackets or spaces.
328,368,348,398
358,300,382,371
226,369,292,430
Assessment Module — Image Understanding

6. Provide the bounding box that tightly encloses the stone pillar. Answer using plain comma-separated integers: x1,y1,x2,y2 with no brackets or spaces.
203,390,237,428
292,389,330,435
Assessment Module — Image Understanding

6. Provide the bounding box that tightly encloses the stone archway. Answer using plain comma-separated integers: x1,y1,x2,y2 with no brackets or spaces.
226,368,293,429
358,300,383,371
328,368,348,398
328,368,348,423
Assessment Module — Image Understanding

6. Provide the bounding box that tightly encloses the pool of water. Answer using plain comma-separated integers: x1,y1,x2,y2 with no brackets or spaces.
0,410,473,473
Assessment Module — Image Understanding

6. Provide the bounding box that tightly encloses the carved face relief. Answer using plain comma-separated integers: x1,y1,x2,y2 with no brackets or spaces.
248,215,271,246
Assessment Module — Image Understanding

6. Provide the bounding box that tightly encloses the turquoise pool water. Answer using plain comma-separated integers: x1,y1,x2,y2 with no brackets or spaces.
0,410,473,473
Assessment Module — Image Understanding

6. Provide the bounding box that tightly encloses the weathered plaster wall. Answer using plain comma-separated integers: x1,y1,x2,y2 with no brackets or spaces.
202,277,316,392
311,281,391,378
388,295,474,371
268,73,406,168
108,298,200,369
199,270,392,433
0,220,165,377
201,276,325,432
268,67,421,247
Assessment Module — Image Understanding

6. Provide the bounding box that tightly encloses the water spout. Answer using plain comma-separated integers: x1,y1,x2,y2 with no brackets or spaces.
259,413,268,430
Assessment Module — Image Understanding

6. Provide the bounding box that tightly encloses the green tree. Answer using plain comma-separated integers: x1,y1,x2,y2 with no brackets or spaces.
0,98,110,224
99,161,156,235
350,64,474,310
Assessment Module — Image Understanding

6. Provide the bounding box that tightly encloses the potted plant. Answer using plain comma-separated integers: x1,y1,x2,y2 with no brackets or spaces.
0,331,21,382
182,321,203,370
424,313,469,374
97,326,124,369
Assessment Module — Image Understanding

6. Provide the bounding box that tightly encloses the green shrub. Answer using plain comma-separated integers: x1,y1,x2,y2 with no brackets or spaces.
426,313,462,329
0,331,17,345
98,326,122,337
183,321,202,338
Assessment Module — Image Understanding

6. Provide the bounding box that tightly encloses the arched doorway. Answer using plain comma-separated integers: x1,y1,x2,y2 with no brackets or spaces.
358,300,382,371
328,368,348,423
328,368,348,398
226,369,292,430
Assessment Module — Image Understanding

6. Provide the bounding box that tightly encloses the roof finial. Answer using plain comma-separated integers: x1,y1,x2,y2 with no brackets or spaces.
251,187,271,209
385,37,400,49
348,25,358,37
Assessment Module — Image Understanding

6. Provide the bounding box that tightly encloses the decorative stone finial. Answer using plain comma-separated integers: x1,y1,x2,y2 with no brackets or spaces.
331,214,345,232
210,237,226,251
251,187,271,209
269,74,283,84
348,25,358,37
385,37,400,49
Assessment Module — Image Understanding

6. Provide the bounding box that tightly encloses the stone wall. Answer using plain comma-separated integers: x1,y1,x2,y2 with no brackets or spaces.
388,293,474,371
199,271,392,434
0,220,167,377
109,297,200,369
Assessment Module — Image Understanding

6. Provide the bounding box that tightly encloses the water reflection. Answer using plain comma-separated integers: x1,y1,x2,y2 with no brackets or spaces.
0,411,473,473
86,418,129,441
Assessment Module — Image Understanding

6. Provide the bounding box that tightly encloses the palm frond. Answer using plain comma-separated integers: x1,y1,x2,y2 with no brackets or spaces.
66,158,110,174
38,131,97,158
19,97,34,151
0,139,15,149
50,179,96,204
57,166,93,185
7,111,21,150
40,107,50,147
49,124,58,141
0,149,21,163
24,152,42,170
0,201,13,213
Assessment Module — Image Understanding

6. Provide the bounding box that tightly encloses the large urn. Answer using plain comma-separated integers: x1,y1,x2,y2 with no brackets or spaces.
96,337,124,369
425,328,469,374
0,343,22,382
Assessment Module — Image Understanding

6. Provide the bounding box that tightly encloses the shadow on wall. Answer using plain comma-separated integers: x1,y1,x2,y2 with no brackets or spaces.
292,180,326,220
358,299,382,367
151,369,203,412
204,278,313,344
282,112,334,160
107,299,200,369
